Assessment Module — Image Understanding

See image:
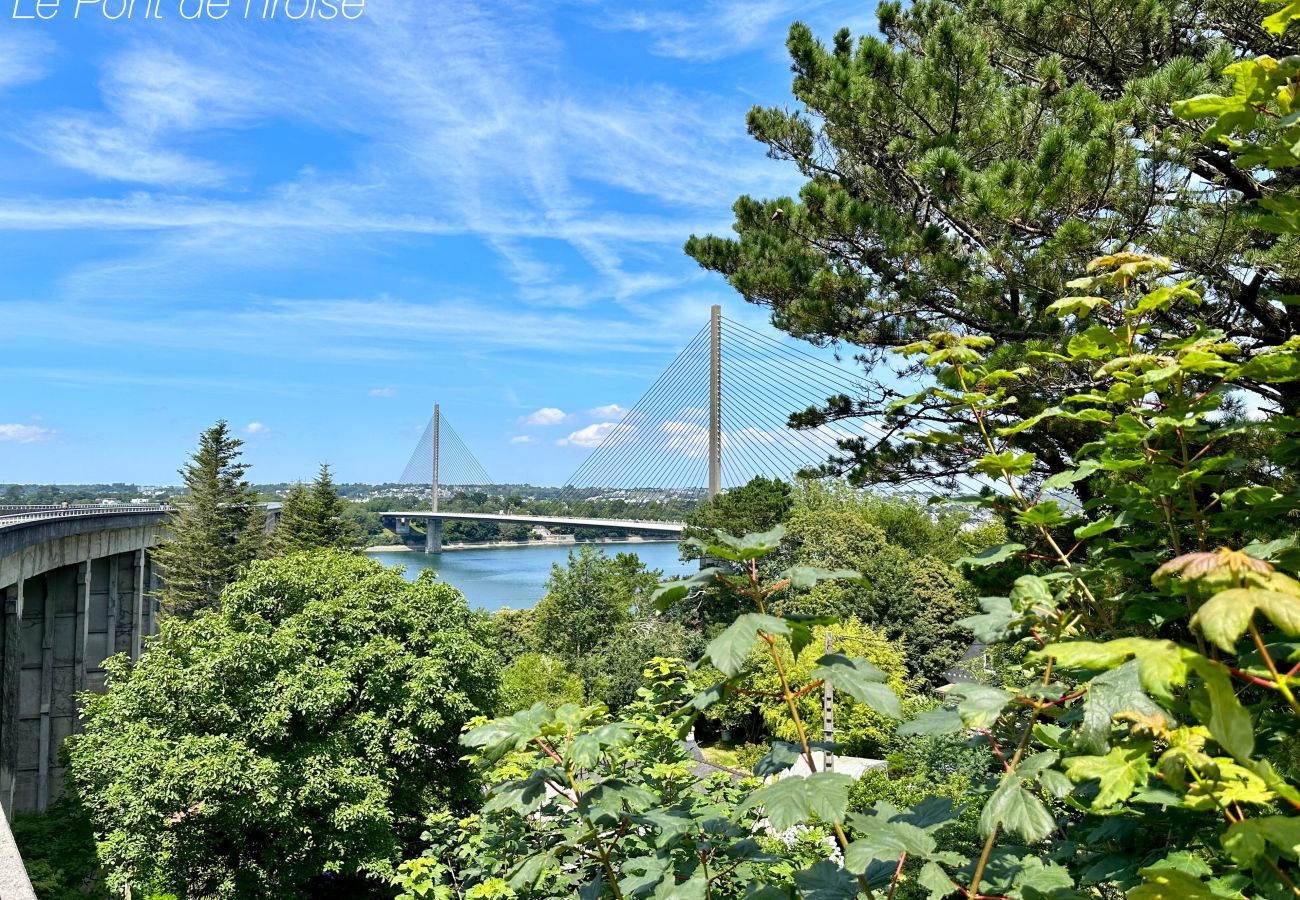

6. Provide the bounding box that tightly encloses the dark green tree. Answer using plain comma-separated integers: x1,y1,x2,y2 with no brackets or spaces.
151,420,262,615
68,551,498,899
576,618,704,713
531,548,660,663
680,475,793,557
269,463,355,555
685,1,1300,486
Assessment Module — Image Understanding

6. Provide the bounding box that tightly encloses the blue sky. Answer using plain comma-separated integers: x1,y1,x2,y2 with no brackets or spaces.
0,0,878,486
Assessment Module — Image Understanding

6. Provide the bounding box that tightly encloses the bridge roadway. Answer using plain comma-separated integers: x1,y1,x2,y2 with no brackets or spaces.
385,510,686,552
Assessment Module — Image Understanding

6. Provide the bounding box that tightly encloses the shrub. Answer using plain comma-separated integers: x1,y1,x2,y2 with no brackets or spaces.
69,551,498,899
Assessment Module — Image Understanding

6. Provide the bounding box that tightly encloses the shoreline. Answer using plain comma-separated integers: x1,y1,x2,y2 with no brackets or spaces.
365,536,679,553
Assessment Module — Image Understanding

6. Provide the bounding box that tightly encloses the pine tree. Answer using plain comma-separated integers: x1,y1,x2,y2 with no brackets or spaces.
152,421,262,615
268,463,355,555
685,0,1300,485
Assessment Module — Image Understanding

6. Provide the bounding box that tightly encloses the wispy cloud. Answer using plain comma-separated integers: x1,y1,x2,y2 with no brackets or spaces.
369,387,397,398
520,407,572,426
509,434,538,444
0,32,54,92
0,424,54,443
244,422,270,436
590,404,627,419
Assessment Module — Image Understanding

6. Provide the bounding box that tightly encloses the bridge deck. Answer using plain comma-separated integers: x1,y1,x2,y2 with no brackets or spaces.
385,511,686,534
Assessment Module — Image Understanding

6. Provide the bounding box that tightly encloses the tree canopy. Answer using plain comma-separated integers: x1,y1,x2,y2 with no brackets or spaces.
68,551,498,898
532,547,660,663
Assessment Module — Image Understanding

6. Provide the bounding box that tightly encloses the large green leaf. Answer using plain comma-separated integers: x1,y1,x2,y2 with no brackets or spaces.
1188,658,1255,761
1221,815,1300,865
1062,743,1153,808
792,860,858,900
701,525,787,561
897,707,964,737
957,543,1026,568
960,596,1020,642
1128,868,1224,900
1079,661,1162,753
979,776,1056,843
742,772,856,831
844,819,935,869
948,683,1013,729
1037,638,1189,701
705,613,790,676
753,741,805,777
918,861,958,900
1191,587,1300,652
812,653,900,717
653,567,727,611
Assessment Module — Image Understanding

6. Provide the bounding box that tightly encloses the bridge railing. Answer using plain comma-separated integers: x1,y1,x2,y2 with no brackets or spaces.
0,505,172,530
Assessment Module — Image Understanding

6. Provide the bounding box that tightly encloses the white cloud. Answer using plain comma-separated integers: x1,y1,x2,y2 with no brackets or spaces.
520,407,573,426
0,424,53,443
589,403,627,419
558,422,619,448
509,435,538,444
369,387,397,397
244,422,270,435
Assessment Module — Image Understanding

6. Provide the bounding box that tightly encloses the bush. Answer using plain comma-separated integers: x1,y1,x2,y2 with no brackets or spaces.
498,653,585,713
68,551,498,899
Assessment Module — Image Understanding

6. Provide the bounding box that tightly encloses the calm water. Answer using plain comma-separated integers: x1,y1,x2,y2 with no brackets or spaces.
365,541,692,611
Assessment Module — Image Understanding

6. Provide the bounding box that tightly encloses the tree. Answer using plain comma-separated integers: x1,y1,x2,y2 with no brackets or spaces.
498,653,585,713
775,489,979,686
68,551,498,899
685,1,1299,486
151,420,262,615
681,475,793,556
532,548,660,663
269,463,356,555
491,607,540,661
576,618,704,713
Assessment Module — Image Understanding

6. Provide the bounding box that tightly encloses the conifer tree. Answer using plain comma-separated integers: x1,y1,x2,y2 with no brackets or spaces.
268,463,355,554
685,0,1299,485
152,421,262,615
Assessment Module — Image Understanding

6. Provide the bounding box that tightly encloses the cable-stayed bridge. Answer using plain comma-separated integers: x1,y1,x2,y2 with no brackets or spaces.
386,306,984,551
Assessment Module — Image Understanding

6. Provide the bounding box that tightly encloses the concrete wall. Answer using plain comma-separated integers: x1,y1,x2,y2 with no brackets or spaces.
0,518,164,815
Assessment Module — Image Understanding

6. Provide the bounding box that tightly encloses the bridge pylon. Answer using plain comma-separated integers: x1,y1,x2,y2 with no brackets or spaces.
427,404,442,553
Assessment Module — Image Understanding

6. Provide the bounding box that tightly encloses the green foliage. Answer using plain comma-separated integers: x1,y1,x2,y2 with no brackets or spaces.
150,420,263,615
776,485,982,685
685,0,1300,488
68,551,498,899
532,547,660,662
682,476,794,557
499,653,586,714
575,618,704,713
491,607,540,660
10,793,108,900
407,533,909,898
709,617,912,758
269,463,357,554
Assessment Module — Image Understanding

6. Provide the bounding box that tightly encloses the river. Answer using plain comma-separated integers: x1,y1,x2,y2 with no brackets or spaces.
365,541,693,611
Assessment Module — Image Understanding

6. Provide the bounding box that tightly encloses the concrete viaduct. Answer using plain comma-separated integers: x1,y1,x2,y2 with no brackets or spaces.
0,505,172,817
